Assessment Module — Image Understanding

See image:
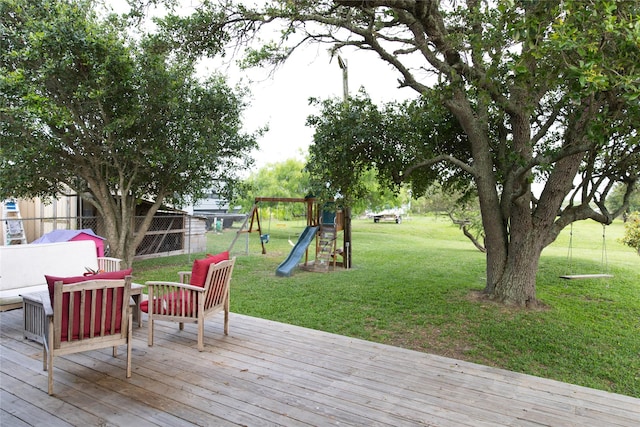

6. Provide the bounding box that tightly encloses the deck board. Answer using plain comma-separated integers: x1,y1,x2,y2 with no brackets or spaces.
1,309,638,426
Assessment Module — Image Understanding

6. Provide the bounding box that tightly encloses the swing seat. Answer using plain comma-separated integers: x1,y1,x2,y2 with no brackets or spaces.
561,223,613,281
560,274,613,280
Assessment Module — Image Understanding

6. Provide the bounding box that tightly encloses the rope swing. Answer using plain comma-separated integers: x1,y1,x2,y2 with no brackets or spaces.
560,223,613,280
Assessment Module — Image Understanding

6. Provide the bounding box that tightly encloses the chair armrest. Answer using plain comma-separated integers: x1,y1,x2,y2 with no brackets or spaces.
42,294,53,317
145,281,205,292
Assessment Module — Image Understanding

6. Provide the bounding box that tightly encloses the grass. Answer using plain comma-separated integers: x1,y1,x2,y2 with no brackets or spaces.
132,215,640,398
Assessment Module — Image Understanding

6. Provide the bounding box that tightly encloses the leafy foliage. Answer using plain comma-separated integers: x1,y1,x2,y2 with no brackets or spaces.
621,212,640,256
0,0,258,265
306,90,471,205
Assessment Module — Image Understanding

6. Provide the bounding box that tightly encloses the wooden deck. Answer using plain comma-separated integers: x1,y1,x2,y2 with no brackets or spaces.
1,308,639,426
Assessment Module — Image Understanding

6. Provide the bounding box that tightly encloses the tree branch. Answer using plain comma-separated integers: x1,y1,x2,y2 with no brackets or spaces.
402,154,476,179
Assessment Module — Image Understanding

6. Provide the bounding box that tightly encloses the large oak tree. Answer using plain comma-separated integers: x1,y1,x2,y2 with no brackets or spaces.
150,0,638,306
0,0,259,267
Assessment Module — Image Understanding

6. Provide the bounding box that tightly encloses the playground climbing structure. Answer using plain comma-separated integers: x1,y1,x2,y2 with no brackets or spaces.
229,197,348,275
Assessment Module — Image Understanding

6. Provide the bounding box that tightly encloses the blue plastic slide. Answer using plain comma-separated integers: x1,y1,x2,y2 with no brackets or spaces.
275,226,319,277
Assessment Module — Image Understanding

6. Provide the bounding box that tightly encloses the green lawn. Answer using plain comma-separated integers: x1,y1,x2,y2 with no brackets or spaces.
133,215,640,398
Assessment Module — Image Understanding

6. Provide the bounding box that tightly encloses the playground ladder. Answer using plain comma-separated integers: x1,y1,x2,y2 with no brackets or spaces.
2,199,28,245
316,223,337,271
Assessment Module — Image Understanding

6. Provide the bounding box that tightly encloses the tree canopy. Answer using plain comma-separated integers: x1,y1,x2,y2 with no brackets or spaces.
305,90,470,206
0,0,259,266
131,0,639,306
306,90,483,249
237,158,311,216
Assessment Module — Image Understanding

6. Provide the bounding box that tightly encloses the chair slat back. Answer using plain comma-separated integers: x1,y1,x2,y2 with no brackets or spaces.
97,257,122,273
203,258,235,310
53,277,131,348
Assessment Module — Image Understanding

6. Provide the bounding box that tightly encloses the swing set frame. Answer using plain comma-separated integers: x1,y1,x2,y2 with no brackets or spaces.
228,197,318,255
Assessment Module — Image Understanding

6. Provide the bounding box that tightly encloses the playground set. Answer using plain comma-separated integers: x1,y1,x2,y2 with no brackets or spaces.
228,197,351,277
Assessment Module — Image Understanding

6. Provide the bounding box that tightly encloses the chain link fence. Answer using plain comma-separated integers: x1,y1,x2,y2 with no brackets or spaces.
134,214,185,256
3,214,205,258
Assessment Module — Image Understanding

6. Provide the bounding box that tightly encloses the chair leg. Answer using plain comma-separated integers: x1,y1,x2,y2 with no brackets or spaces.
179,322,184,331
47,354,54,396
224,298,229,335
112,346,118,357
147,289,154,347
126,312,132,378
46,331,54,395
197,319,204,352
42,342,47,371
148,316,154,347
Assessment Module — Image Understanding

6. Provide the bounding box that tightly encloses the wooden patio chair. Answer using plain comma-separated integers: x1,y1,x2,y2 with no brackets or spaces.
97,256,122,273
43,276,133,395
144,257,235,351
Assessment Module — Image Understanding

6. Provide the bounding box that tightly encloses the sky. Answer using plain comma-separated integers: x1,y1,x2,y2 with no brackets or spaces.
212,45,416,172
109,1,418,172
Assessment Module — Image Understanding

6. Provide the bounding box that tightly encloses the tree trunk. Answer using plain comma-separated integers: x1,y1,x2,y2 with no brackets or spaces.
87,194,139,269
485,194,545,307
445,89,509,295
106,209,134,269
83,188,167,269
489,239,542,307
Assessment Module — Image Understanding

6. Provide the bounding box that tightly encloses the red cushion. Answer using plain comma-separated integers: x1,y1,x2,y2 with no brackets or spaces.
206,251,230,263
189,251,229,287
45,269,132,342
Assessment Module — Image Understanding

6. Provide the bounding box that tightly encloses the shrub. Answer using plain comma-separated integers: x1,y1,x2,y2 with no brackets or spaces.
620,212,640,255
